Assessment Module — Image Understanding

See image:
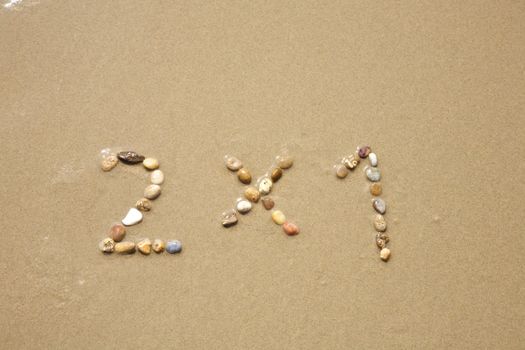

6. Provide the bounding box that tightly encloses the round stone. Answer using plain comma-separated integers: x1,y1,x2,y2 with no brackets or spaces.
152,239,165,253
258,177,273,195
117,151,145,164
108,223,126,242
101,154,118,171
135,198,152,212
375,233,389,249
380,248,391,261
166,240,182,254
342,153,359,170
236,199,252,214
270,167,283,182
143,158,159,170
137,238,152,255
237,168,252,184
114,241,136,254
144,184,161,200
370,183,382,196
221,210,238,228
244,187,260,203
271,210,286,225
372,198,386,214
122,208,143,226
335,164,349,179
99,238,115,253
358,146,371,159
261,197,275,210
224,155,243,171
365,166,381,182
150,170,165,185
374,214,387,232
369,153,378,167
283,222,300,236
276,155,293,169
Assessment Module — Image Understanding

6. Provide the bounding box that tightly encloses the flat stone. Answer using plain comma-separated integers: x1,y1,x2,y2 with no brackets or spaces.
370,183,382,196
276,155,293,169
375,233,389,249
374,214,387,232
224,155,243,171
115,241,136,254
137,238,152,255
166,240,182,254
135,198,152,212
237,168,252,184
258,177,273,195
270,167,283,182
372,198,386,214
358,146,371,159
221,210,238,228
261,197,275,210
108,223,126,242
244,187,261,203
122,208,143,226
143,158,159,170
283,222,300,236
152,239,165,253
369,153,378,166
101,154,118,172
335,164,349,179
144,184,161,200
150,170,165,185
236,199,252,214
380,247,391,261
99,238,115,253
117,151,145,164
271,210,286,225
365,166,381,182
342,153,359,170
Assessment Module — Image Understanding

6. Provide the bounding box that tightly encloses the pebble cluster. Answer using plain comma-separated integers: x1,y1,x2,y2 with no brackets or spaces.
221,153,300,236
335,146,391,262
98,149,182,256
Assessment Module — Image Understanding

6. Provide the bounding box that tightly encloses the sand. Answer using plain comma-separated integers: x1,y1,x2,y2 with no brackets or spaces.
1,1,524,349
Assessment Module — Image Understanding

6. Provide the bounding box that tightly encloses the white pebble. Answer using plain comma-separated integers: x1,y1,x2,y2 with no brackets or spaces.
144,184,161,199
235,199,252,214
122,208,143,226
258,177,273,195
150,170,165,185
369,153,378,167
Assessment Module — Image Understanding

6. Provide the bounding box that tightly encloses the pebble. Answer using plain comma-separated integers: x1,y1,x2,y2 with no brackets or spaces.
270,167,283,182
143,158,159,170
122,208,143,226
117,151,145,164
114,241,136,254
166,240,182,254
370,183,382,196
221,210,238,227
375,233,390,249
224,155,243,171
276,155,293,169
144,184,161,200
261,197,275,210
101,154,119,171
372,198,386,214
369,153,378,166
365,166,381,182
335,164,349,179
150,170,165,185
343,154,360,170
271,210,286,225
258,177,273,195
237,168,252,184
99,238,115,253
135,198,152,212
374,214,387,232
244,187,261,203
152,239,165,253
380,247,391,261
358,146,371,159
137,238,152,255
108,223,126,242
236,199,252,214
283,222,300,236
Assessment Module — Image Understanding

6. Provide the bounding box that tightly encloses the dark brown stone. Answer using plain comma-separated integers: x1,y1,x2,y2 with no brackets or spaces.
117,151,145,164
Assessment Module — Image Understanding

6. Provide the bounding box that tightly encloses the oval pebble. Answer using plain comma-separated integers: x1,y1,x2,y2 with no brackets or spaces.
335,164,349,179
276,155,293,169
122,208,143,226
101,154,119,172
236,199,252,214
221,210,238,228
152,239,165,253
224,155,243,171
262,197,275,210
380,247,391,261
372,198,386,214
258,177,273,195
271,210,286,225
343,154,359,170
166,240,182,254
374,214,387,232
244,187,261,203
369,153,378,167
115,241,136,254
117,151,145,164
137,238,152,255
108,223,126,242
375,233,389,249
150,170,165,185
135,198,152,212
237,168,252,184
283,222,300,236
370,183,382,196
365,166,381,182
358,146,371,159
99,238,115,253
144,184,161,200
143,158,159,170
270,167,283,182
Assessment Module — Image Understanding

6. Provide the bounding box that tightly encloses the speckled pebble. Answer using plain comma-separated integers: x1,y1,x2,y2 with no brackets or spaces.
143,158,159,170
114,241,136,254
117,151,145,164
221,210,238,227
358,146,371,159
224,155,243,171
372,198,386,214
369,153,378,166
108,223,126,242
122,208,143,226
135,198,152,212
370,183,382,196
343,153,360,170
335,164,349,179
101,155,119,171
166,240,182,254
236,199,252,214
144,184,161,200
374,214,387,232
276,155,293,169
99,238,115,253
375,233,390,249
137,238,152,255
380,247,391,261
244,187,261,203
271,210,286,225
262,197,275,210
152,239,165,253
237,168,252,184
150,170,165,185
270,167,283,182
258,177,273,195
365,166,381,182
283,222,300,236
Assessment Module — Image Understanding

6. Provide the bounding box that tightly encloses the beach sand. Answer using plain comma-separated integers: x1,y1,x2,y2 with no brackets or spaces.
0,1,524,349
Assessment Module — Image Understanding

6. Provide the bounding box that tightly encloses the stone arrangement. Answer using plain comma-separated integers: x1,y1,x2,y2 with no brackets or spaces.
221,153,299,236
98,149,182,256
335,146,391,262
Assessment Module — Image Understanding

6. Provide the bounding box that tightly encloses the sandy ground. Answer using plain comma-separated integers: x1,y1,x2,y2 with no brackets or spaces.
1,1,524,349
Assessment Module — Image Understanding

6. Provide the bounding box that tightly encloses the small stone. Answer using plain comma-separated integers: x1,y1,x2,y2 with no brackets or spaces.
166,240,182,254
365,166,381,182
135,198,152,212
117,151,145,164
115,241,136,254
369,153,378,167
380,247,391,261
108,223,126,242
358,146,371,159
150,170,165,185
244,187,260,203
152,239,165,253
342,153,360,170
236,199,252,214
283,222,300,236
374,214,387,232
335,164,349,179
224,155,243,171
261,197,275,210
271,210,286,225
276,155,293,169
137,238,152,255
98,238,115,253
237,168,252,184
122,208,143,226
372,198,386,214
270,167,283,182
144,184,161,200
258,177,273,195
375,233,390,249
101,155,118,171
221,210,238,228
370,183,382,196
143,158,159,170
